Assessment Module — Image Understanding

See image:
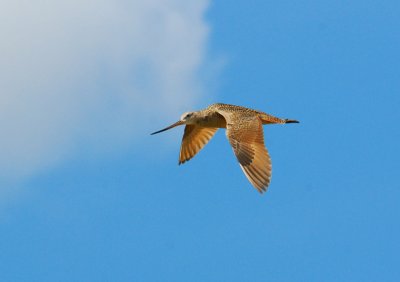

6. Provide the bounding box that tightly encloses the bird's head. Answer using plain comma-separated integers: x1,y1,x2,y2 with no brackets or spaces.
180,111,197,124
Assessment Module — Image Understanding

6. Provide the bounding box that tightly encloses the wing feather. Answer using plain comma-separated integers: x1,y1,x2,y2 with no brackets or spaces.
179,125,218,164
216,110,272,193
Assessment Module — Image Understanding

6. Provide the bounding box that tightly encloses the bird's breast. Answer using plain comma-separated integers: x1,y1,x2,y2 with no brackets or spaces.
196,114,227,128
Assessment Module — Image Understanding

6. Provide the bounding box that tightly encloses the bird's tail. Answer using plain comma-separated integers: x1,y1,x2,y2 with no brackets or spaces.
284,119,299,124
259,113,299,124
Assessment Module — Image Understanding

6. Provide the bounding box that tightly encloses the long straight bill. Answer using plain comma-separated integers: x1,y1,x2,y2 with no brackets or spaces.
150,121,184,135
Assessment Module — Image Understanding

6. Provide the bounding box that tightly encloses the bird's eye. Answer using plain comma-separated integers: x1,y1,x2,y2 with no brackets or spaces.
186,113,192,118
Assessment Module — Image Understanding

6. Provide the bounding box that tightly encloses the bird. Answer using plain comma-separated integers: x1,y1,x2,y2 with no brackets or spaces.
151,103,299,193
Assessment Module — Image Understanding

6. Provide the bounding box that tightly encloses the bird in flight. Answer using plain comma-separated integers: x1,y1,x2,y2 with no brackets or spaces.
151,103,299,193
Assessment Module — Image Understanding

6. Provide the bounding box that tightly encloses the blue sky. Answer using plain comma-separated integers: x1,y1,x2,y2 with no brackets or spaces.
1,0,400,281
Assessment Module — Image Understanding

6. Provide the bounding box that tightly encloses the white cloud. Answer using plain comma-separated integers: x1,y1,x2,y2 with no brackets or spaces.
0,0,211,183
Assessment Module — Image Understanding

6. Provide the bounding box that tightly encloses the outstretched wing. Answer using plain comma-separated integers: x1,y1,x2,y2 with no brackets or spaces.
217,110,272,193
179,125,218,164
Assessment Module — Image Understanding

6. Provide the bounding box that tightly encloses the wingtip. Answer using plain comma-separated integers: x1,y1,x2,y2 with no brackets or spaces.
257,185,268,194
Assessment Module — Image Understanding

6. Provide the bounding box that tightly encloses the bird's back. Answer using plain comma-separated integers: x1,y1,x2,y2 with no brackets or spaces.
207,103,259,115
207,103,286,124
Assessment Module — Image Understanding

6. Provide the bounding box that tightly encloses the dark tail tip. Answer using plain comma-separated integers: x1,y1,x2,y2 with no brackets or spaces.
285,119,299,124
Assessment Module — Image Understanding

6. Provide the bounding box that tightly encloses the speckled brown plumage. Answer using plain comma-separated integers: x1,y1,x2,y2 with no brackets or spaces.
151,103,299,193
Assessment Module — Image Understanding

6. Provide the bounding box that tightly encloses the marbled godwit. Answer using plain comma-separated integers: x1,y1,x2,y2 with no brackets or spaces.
151,103,299,193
